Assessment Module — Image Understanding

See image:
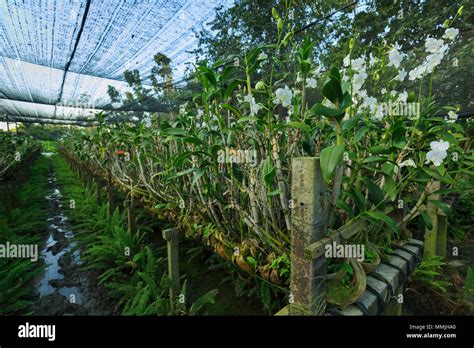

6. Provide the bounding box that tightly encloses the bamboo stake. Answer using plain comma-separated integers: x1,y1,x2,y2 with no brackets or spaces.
163,228,181,314
424,181,440,258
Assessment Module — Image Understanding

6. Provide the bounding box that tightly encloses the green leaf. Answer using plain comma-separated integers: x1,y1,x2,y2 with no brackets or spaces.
174,168,196,178
341,261,353,275
191,169,205,188
320,145,344,184
428,200,451,216
246,256,257,267
349,189,367,213
421,212,433,230
464,267,474,300
355,126,369,142
164,128,188,136
336,199,354,217
262,157,276,187
342,117,358,131
362,156,386,163
182,136,205,145
383,175,397,201
340,91,353,110
365,210,399,233
383,162,396,176
267,189,283,196
222,102,242,117
369,145,392,154
283,121,311,132
328,65,342,82
321,78,343,105
422,168,455,185
237,116,259,124
362,177,385,207
310,103,344,118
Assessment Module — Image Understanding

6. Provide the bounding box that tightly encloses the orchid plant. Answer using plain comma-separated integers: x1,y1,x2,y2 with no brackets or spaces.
61,5,472,288
0,132,39,178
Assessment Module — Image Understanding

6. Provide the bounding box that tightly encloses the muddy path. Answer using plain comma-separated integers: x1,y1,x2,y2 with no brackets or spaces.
32,161,110,315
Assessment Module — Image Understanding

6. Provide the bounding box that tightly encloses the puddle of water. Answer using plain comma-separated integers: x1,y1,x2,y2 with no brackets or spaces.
58,287,84,305
34,168,91,314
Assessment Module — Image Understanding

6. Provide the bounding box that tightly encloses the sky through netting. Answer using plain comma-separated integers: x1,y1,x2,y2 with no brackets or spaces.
0,0,232,123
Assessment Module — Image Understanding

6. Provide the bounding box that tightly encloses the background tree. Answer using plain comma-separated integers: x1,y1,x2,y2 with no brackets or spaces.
195,0,473,109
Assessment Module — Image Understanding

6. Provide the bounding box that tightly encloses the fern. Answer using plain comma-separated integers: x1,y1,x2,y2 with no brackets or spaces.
464,266,474,300
0,156,49,314
188,289,219,315
411,256,451,293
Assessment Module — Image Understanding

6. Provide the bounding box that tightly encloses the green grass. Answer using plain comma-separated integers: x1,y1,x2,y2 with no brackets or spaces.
51,155,218,315
40,140,57,154
0,156,49,315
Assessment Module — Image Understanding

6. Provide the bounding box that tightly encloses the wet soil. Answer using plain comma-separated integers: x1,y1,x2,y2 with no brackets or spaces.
32,165,111,315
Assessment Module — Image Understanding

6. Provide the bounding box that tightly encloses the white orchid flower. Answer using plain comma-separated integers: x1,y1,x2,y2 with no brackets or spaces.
357,89,367,98
258,52,268,60
442,27,459,41
398,91,408,103
425,37,445,54
399,158,416,168
447,110,458,123
351,57,366,72
307,78,317,88
343,54,350,67
296,72,303,83
388,42,405,68
425,51,446,73
363,96,377,112
425,140,449,166
352,71,368,91
143,116,152,128
368,53,378,67
273,86,293,108
409,65,426,81
374,105,385,121
393,69,407,82
244,95,261,116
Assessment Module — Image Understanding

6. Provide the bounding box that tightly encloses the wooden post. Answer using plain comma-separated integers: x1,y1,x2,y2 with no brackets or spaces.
162,228,181,314
95,177,101,205
107,171,114,215
289,157,329,315
424,181,440,258
108,185,114,215
125,197,137,236
87,173,93,190
436,210,447,257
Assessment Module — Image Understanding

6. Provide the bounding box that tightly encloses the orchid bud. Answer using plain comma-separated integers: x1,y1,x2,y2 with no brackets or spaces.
349,38,355,50
272,8,280,20
457,5,463,16
444,19,450,28
255,81,265,90
277,18,283,31
283,32,292,46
